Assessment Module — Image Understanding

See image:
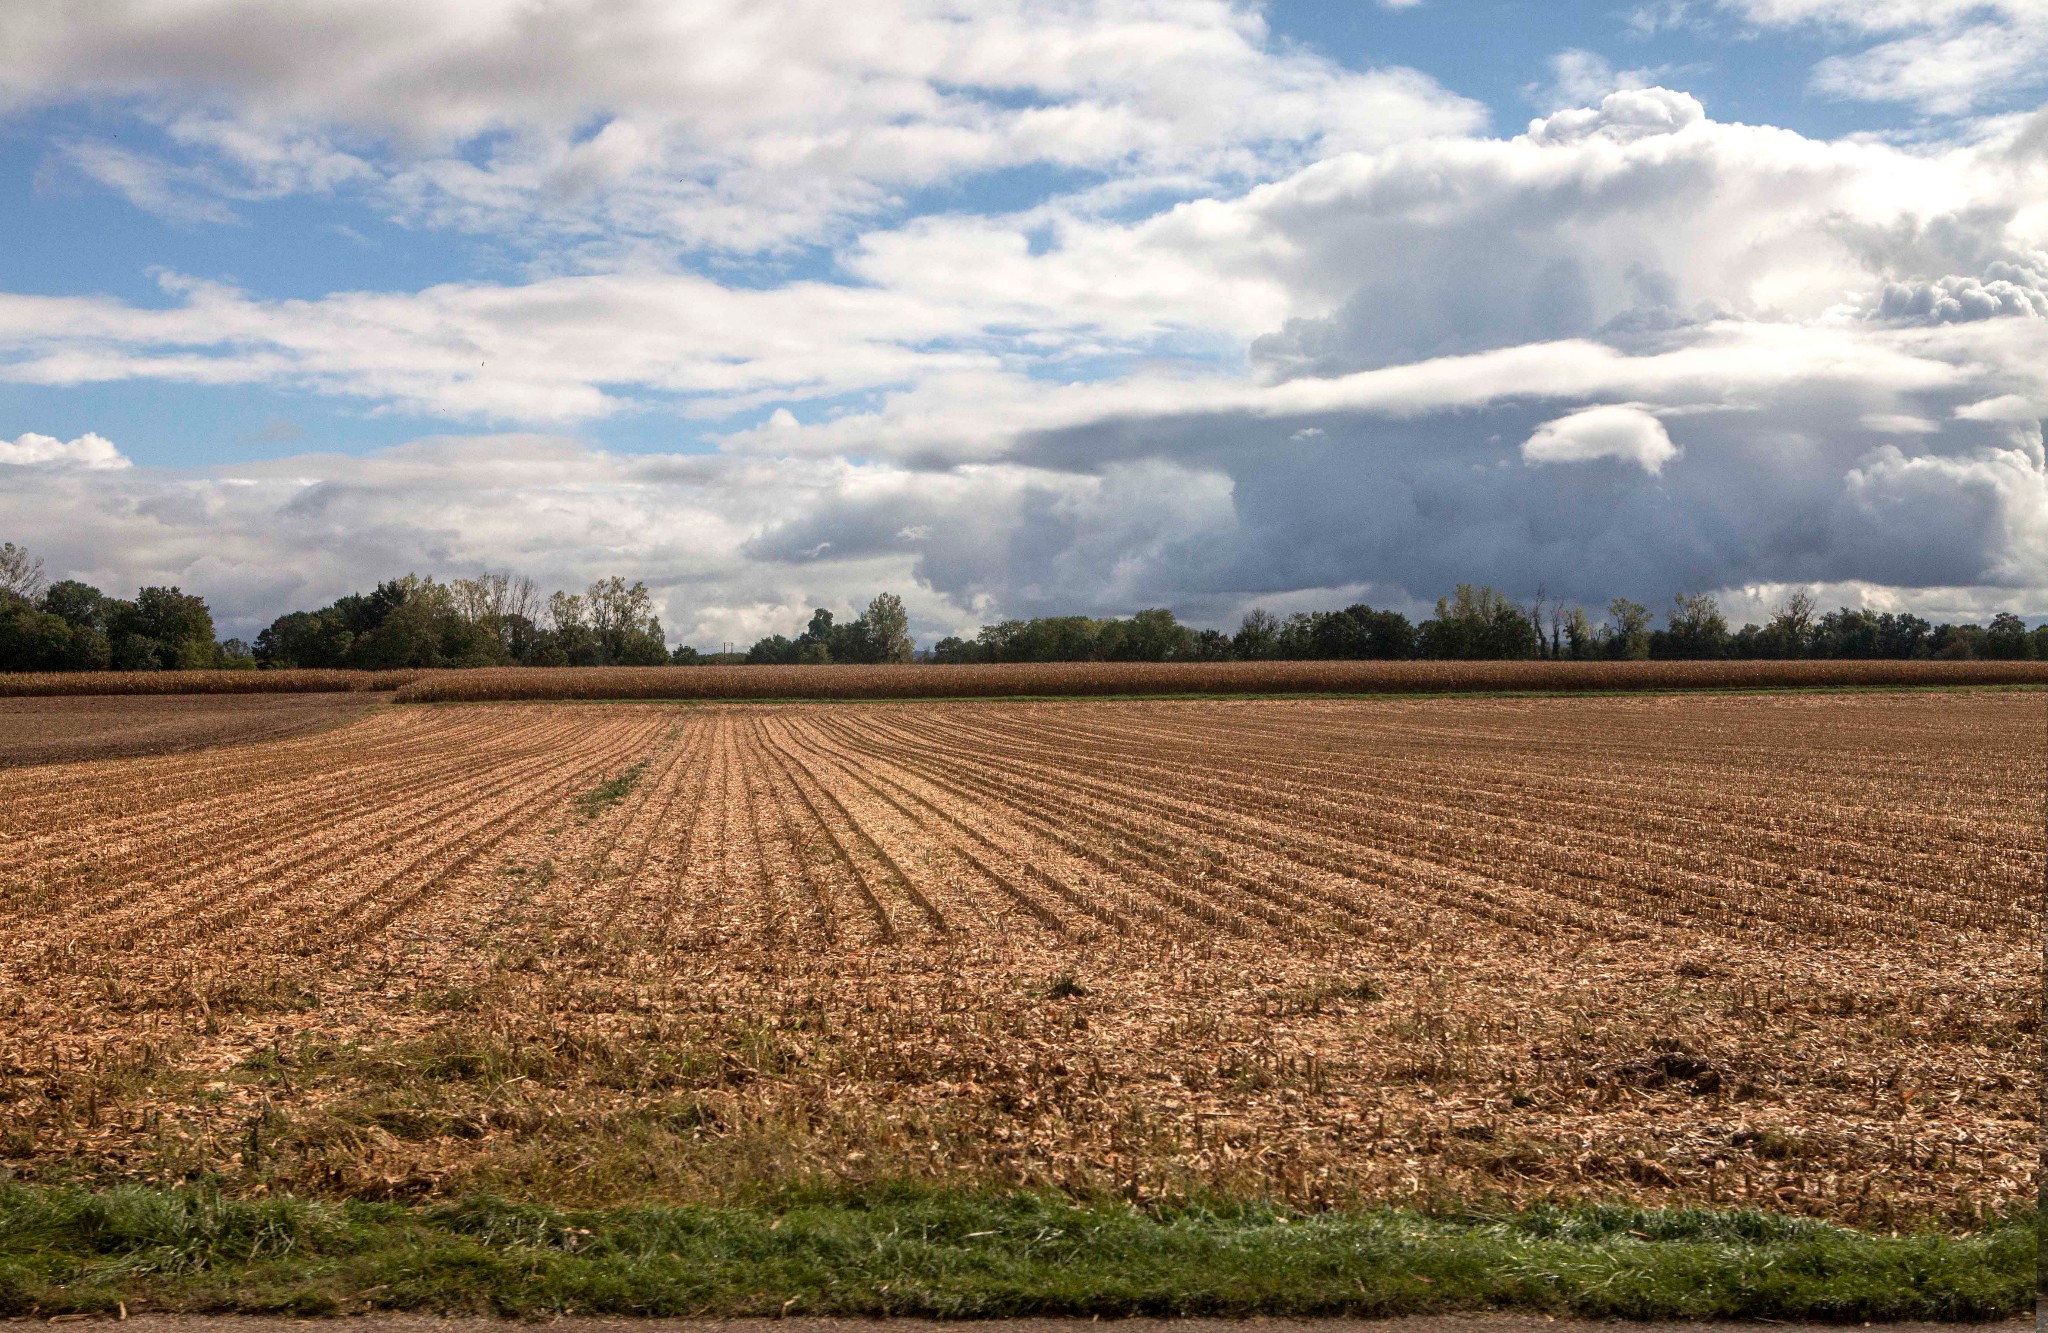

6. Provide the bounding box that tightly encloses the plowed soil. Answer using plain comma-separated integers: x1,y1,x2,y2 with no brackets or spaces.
0,693,2036,1225
0,693,387,767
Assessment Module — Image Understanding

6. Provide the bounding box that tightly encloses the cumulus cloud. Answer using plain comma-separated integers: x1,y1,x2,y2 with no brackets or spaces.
1522,404,1679,473
1524,86,1704,145
0,434,945,641
1875,262,2048,323
4,22,2048,632
0,0,1481,250
14,306,2044,641
1229,86,2038,377
1841,429,2048,587
1527,53,1672,116
6,85,2043,432
0,431,130,469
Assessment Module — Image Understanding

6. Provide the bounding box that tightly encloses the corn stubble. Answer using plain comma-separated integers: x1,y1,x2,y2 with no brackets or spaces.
0,692,2036,1228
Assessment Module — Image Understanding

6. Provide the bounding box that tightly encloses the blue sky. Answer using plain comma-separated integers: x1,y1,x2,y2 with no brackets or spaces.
0,1,2044,643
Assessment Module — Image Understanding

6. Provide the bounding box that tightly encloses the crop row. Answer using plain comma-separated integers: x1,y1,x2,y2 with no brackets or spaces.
0,690,2036,1225
5,693,2030,977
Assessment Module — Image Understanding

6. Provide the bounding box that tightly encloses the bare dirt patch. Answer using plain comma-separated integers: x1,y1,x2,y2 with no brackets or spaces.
0,693,2035,1226
0,692,388,767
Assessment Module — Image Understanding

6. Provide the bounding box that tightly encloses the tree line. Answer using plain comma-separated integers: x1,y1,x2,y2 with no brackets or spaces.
2,541,2043,672
253,573,675,668
936,586,2048,663
0,544,225,671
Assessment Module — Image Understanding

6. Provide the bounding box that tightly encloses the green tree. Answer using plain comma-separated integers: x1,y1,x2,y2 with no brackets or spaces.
929,635,980,663
1757,590,1816,658
861,592,914,663
109,586,219,669
1421,585,1539,660
746,634,799,664
37,579,113,670
1930,622,1985,659
1813,608,1881,658
255,610,353,668
1560,606,1598,659
41,580,106,631
1233,609,1279,660
1604,598,1651,660
1661,593,1729,659
586,576,668,665
0,595,107,671
451,573,544,661
1875,612,1932,659
1106,608,1187,661
1983,611,2031,659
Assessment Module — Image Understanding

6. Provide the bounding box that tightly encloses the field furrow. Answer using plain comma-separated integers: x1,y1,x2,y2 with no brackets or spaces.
0,690,2036,1230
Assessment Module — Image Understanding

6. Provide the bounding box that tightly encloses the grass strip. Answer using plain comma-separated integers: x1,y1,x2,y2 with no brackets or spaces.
0,1184,2032,1321
573,760,647,817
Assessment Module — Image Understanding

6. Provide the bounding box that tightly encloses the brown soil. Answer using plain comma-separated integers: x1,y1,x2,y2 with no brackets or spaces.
0,693,388,767
0,693,2036,1224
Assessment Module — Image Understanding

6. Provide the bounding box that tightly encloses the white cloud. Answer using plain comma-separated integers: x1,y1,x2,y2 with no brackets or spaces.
1720,0,2048,114
0,0,1482,251
0,431,131,469
1874,263,2048,323
1859,412,1941,434
1524,86,1705,145
11,89,2041,432
1527,50,1667,113
0,270,1000,422
58,141,242,225
1521,404,1680,473
1843,428,2048,586
3,29,2047,629
1956,392,2043,421
11,304,2044,638
0,433,1235,642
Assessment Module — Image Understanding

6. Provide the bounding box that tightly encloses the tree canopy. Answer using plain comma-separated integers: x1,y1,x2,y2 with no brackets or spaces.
2,539,2044,672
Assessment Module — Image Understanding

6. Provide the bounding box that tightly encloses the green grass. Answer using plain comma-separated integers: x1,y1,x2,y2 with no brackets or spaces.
573,761,646,816
0,1183,2031,1321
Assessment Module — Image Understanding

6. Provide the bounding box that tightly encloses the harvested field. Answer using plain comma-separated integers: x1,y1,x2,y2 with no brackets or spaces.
0,692,2037,1230
0,669,425,697
0,693,388,768
395,659,2048,700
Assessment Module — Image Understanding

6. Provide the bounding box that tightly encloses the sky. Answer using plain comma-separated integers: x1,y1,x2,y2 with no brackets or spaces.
0,1,2044,646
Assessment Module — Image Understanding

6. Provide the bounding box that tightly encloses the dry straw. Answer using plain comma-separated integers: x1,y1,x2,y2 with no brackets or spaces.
0,669,426,696
2,659,2041,700
392,658,2048,702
